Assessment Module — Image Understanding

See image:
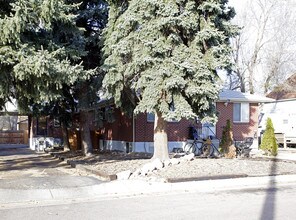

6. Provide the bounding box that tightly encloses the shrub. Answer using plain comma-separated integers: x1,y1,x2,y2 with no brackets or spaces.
260,118,278,156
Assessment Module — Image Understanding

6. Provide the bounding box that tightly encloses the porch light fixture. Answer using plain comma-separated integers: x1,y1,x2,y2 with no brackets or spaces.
224,99,230,107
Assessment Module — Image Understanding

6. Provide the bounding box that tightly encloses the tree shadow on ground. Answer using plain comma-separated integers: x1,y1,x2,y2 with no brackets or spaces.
260,158,277,220
53,150,153,166
0,148,33,157
0,152,69,172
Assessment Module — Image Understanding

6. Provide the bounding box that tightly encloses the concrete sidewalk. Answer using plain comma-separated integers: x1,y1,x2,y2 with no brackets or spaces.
276,148,296,161
249,148,296,163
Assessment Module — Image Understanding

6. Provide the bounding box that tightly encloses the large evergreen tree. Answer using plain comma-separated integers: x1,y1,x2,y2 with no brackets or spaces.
0,0,91,111
102,0,238,160
69,0,108,155
0,0,108,155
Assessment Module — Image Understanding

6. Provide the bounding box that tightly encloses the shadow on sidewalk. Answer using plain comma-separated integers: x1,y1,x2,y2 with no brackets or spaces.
260,158,277,220
0,147,68,172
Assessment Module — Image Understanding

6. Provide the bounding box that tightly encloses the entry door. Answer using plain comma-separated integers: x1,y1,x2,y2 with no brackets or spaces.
202,122,216,138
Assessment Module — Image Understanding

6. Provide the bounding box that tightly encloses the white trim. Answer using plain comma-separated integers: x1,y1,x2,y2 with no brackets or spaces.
268,98,296,103
219,90,275,103
100,140,221,154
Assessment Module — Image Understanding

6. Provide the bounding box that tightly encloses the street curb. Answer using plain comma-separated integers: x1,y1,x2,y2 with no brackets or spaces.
167,174,249,183
2,174,296,205
71,163,117,181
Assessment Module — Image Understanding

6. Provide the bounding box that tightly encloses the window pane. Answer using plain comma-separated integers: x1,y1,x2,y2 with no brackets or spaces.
233,103,241,122
147,113,155,122
241,103,249,122
37,117,47,135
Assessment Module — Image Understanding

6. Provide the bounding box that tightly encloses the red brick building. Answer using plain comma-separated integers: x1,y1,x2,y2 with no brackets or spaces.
32,90,274,152
93,90,274,153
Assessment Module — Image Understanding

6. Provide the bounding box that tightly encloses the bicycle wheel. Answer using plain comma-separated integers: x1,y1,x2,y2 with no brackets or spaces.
184,142,196,154
209,144,219,157
236,146,243,157
201,143,214,157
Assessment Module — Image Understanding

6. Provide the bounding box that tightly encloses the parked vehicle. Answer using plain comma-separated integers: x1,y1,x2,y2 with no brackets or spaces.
259,100,296,147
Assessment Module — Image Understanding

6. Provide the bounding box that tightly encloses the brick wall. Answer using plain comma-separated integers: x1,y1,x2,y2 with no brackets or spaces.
95,108,133,142
42,102,259,147
135,114,191,142
216,102,258,141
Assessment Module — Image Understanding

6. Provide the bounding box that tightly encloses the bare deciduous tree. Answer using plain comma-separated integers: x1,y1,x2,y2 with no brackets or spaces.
227,0,296,94
262,2,296,94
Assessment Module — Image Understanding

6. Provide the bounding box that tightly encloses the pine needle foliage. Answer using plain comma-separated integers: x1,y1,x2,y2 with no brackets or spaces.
0,0,94,112
260,117,278,156
102,0,238,122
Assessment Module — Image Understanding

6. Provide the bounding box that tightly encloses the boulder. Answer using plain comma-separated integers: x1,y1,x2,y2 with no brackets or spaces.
116,170,132,180
170,158,180,165
138,159,164,176
181,153,195,161
140,162,154,176
129,168,141,179
163,159,172,167
151,158,164,170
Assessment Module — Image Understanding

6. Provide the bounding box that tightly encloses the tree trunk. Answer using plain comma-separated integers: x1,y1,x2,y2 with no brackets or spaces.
78,81,93,156
239,74,246,93
153,111,169,161
80,109,93,156
248,68,255,94
61,120,70,151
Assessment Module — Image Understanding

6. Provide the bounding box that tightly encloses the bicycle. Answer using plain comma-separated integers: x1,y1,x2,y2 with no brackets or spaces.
235,137,253,157
184,137,220,157
184,139,204,155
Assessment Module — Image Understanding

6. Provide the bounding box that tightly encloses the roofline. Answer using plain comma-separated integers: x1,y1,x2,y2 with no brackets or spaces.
217,98,275,103
266,98,296,103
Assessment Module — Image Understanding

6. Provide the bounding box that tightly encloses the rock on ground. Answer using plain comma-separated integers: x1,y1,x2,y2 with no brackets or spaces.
51,151,296,182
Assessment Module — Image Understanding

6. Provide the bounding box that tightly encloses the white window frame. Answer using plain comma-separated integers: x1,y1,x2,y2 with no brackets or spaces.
233,102,250,123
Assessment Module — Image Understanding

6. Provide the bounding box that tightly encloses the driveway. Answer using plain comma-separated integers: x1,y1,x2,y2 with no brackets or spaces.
0,145,103,203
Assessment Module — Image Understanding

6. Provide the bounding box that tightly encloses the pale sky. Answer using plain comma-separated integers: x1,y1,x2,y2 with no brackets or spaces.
228,0,246,11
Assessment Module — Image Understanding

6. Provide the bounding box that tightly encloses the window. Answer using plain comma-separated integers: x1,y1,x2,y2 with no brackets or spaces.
147,113,155,122
53,117,60,127
146,113,177,123
233,103,249,123
37,117,47,135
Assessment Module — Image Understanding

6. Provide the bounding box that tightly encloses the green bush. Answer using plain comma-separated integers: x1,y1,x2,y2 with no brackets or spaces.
260,118,278,156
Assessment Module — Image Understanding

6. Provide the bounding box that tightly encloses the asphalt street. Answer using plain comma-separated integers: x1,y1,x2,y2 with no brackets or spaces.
1,182,296,220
